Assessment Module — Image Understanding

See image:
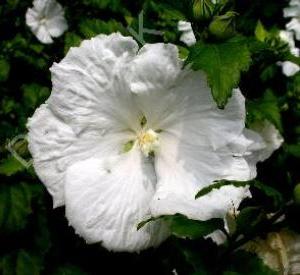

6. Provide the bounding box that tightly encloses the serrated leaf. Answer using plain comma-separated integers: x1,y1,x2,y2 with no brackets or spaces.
195,180,250,199
186,36,251,108
0,183,32,232
138,214,223,239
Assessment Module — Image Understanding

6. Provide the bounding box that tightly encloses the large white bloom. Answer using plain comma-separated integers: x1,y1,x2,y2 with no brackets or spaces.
278,30,300,77
28,33,266,252
284,0,300,41
26,0,68,44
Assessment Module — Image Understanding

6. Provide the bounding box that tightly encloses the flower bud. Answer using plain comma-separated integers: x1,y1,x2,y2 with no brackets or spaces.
208,11,237,40
193,0,214,21
294,183,300,204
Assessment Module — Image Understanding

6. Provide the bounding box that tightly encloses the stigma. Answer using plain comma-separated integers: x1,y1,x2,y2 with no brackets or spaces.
138,129,159,157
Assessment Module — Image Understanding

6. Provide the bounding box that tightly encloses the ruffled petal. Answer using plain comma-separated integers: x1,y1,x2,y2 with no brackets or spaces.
248,120,284,162
136,70,245,149
35,25,53,44
150,132,251,221
64,149,169,252
48,33,141,134
286,18,300,41
27,104,133,207
125,43,183,94
45,15,68,37
25,8,40,32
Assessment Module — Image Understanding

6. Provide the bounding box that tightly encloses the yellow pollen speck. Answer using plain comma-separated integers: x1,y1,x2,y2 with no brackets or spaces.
138,129,159,157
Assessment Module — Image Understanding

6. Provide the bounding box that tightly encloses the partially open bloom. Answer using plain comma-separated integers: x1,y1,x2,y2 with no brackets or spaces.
178,21,196,47
26,0,68,44
244,229,300,274
278,30,300,77
284,0,300,41
28,33,269,252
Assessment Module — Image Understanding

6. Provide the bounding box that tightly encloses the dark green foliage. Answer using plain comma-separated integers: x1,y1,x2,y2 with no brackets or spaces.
0,0,299,274
186,36,251,108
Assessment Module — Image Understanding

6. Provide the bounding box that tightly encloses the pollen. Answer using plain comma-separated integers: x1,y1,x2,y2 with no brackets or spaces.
138,129,159,157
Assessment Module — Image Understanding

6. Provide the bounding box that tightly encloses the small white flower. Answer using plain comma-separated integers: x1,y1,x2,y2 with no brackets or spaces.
28,33,265,252
244,229,300,275
284,0,300,40
26,0,68,44
278,30,300,77
178,21,196,47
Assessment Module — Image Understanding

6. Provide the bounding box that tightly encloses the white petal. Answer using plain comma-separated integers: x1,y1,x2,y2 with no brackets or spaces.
286,18,300,41
45,15,68,37
48,33,141,134
279,30,296,49
249,120,284,162
136,71,245,149
64,150,169,252
25,8,40,31
43,0,64,18
178,21,196,47
150,132,251,221
281,61,300,76
284,6,300,18
27,104,133,207
125,43,183,94
32,0,48,13
35,25,53,44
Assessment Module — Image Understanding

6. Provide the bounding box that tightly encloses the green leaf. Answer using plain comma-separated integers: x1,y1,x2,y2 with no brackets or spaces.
195,180,250,199
0,250,42,275
22,83,50,109
247,90,282,131
0,156,26,176
224,251,278,275
64,33,82,54
285,144,300,158
0,58,10,82
79,19,126,38
252,181,283,208
169,215,224,239
254,21,268,42
0,183,32,232
138,214,224,239
186,36,251,108
235,207,266,235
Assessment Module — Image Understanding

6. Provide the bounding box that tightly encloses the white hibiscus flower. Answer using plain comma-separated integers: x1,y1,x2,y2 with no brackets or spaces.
28,33,265,252
284,0,300,40
26,0,68,44
278,30,300,77
178,21,196,47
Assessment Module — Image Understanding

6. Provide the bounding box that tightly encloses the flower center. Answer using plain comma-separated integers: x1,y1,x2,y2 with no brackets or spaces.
137,129,159,157
40,17,47,25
